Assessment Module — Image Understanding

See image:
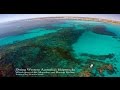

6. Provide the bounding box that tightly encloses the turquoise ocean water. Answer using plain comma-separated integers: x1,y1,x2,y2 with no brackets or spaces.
1,20,120,77
0,28,58,46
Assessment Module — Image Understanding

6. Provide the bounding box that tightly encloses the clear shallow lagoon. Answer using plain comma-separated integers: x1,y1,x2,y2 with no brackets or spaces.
0,28,57,46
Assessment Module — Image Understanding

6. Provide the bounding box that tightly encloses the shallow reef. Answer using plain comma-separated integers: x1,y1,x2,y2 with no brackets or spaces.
0,22,119,77
0,27,84,77
79,59,116,77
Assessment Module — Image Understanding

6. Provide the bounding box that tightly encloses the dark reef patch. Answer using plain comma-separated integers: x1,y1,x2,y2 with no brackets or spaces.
91,25,116,36
80,53,115,60
0,64,15,77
